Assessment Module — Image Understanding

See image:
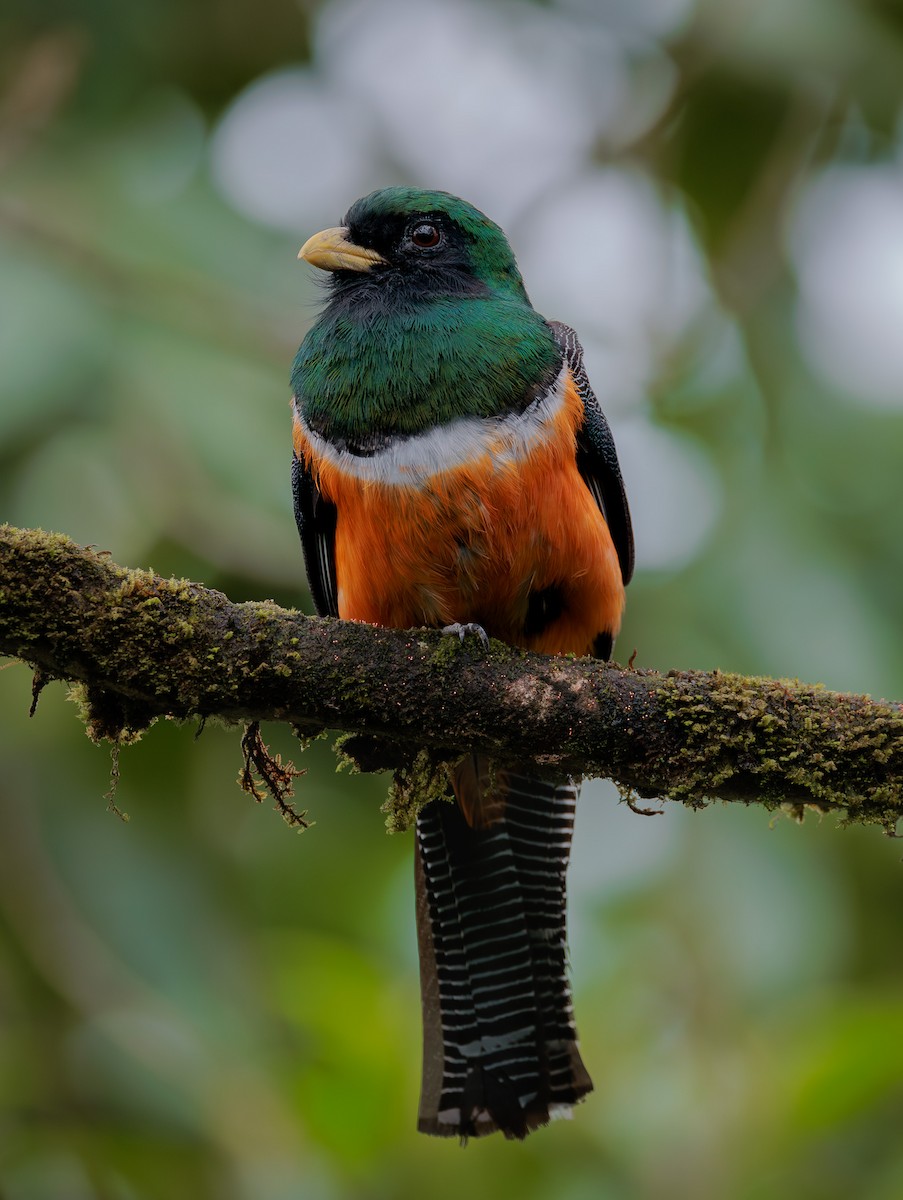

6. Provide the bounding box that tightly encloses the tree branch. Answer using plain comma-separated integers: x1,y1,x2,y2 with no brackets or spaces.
1,524,901,831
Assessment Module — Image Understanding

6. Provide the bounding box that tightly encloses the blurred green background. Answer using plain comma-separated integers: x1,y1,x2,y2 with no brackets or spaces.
2,0,903,1196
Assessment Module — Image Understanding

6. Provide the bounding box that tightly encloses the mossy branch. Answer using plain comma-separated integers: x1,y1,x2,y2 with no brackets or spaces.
2,524,902,831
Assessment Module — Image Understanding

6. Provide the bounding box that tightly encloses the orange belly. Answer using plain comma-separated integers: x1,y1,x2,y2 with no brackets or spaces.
293,375,624,656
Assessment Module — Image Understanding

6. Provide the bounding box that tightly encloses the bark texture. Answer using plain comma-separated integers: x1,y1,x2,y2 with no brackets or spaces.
1,524,901,831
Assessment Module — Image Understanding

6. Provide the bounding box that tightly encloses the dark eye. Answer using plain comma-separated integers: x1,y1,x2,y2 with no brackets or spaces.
410,222,442,249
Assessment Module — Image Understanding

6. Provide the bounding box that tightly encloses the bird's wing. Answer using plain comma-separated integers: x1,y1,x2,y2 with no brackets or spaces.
549,320,635,588
291,450,339,618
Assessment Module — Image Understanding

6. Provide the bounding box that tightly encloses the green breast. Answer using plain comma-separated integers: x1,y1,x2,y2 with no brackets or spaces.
292,295,561,444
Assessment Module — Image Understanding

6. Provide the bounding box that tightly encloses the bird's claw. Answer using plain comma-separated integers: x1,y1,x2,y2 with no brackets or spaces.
441,622,490,649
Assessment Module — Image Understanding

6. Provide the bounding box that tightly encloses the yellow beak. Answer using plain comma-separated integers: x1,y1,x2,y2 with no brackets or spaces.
297,226,386,272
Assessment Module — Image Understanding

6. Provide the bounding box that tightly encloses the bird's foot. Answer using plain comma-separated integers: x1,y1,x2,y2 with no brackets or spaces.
441,622,490,649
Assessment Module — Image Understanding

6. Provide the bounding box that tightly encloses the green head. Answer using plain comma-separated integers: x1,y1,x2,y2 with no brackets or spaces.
292,188,560,442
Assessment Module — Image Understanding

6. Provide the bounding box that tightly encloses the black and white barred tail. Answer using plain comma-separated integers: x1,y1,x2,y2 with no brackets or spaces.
414,767,592,1140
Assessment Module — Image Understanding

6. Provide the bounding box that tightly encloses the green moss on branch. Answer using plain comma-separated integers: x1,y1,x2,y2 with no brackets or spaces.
1,524,902,830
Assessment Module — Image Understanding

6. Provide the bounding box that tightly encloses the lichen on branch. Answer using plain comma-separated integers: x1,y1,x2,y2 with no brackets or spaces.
1,523,902,831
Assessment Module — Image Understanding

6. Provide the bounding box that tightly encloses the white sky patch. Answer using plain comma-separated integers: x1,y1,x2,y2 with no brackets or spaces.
554,0,696,40
209,70,384,232
615,417,721,572
789,163,903,408
316,0,627,227
518,167,710,355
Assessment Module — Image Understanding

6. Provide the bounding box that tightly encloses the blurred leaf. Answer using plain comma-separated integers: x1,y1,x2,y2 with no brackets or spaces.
673,72,791,252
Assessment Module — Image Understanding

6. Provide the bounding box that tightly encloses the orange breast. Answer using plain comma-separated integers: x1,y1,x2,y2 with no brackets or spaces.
293,373,624,656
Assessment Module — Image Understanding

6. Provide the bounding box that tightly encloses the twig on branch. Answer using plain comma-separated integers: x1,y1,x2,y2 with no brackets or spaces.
239,720,312,830
1,524,901,832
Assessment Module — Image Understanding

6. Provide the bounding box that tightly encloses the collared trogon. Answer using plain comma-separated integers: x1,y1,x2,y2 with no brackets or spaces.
290,188,633,1140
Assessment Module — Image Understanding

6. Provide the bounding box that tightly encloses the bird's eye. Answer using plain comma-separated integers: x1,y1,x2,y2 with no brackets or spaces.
410,222,442,249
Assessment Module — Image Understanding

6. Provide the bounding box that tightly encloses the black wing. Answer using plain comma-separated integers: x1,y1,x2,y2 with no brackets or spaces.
291,450,339,618
549,321,634,587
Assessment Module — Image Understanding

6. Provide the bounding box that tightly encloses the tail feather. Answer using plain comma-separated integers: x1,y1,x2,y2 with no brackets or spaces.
415,768,592,1140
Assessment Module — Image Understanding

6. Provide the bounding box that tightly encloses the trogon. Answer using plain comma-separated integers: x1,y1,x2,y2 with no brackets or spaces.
290,188,633,1140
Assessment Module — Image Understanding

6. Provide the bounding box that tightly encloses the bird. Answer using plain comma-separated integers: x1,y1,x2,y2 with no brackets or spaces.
290,187,633,1140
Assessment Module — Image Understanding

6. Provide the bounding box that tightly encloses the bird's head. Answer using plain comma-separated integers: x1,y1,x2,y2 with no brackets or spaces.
298,187,530,303
293,188,558,439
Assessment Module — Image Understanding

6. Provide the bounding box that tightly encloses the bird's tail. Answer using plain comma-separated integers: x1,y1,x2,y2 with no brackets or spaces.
414,761,592,1140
